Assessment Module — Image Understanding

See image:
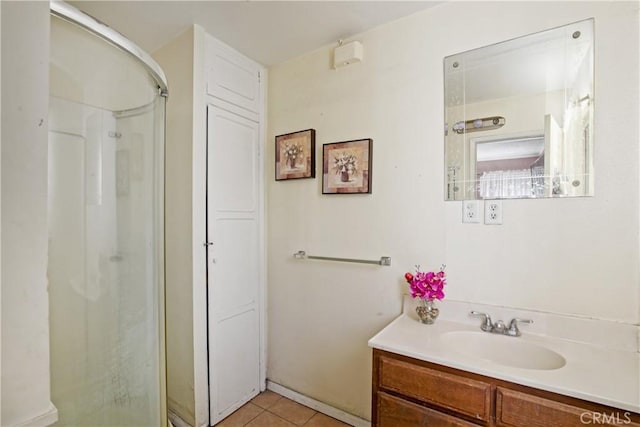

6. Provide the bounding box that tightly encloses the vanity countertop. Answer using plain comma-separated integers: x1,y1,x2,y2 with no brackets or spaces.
368,300,640,413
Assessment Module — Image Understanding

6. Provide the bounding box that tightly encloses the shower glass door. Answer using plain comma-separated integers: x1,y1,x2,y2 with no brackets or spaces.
48,13,166,426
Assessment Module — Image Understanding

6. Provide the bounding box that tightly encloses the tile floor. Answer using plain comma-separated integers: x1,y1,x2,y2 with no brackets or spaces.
215,390,352,427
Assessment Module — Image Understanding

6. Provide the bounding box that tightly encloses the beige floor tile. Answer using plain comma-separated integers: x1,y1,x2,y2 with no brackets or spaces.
267,398,316,426
216,402,263,427
245,411,297,427
304,413,352,427
251,390,283,409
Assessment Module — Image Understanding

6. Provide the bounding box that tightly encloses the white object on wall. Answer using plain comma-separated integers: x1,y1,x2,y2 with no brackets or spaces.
462,200,481,223
484,200,503,225
333,40,363,69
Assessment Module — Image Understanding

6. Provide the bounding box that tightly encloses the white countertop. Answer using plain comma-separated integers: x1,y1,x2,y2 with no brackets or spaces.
368,299,640,413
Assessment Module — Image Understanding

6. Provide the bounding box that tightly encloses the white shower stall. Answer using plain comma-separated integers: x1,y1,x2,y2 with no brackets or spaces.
48,3,167,425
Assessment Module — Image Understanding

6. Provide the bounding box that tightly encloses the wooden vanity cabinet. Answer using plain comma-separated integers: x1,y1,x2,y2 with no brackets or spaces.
372,349,640,427
378,392,479,427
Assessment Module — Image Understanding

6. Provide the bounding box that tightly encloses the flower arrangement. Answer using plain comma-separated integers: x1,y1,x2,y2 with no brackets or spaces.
332,152,358,179
404,264,446,301
284,142,303,168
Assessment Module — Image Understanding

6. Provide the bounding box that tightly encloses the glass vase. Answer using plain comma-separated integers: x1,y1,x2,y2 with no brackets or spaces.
416,299,439,324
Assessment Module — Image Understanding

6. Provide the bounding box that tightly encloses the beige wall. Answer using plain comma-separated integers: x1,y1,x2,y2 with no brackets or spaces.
1,1,57,425
153,24,209,427
267,1,639,420
153,28,197,426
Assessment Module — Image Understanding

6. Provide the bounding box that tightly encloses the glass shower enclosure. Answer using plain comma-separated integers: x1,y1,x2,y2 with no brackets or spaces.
48,2,167,425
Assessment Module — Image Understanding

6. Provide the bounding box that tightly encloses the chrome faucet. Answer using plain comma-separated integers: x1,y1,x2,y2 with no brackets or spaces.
506,318,533,336
470,311,493,332
493,319,507,334
470,311,532,337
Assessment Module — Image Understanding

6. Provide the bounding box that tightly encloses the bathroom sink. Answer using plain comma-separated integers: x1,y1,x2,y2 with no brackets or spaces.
441,331,566,370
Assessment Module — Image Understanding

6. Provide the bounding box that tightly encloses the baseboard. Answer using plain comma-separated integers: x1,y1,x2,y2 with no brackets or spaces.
266,381,371,427
168,410,192,427
13,402,58,427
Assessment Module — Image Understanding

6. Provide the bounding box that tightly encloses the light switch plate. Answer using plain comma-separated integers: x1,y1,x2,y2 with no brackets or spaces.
462,200,481,223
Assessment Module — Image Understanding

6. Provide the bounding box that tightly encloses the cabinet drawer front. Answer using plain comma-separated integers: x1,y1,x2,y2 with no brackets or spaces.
379,356,492,421
496,388,640,427
378,392,480,427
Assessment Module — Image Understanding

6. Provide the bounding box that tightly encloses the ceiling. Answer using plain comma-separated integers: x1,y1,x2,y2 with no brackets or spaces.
67,1,441,67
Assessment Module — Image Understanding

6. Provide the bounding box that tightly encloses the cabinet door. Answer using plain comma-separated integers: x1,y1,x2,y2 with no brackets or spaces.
496,388,640,427
377,392,480,427
379,355,492,422
206,35,260,121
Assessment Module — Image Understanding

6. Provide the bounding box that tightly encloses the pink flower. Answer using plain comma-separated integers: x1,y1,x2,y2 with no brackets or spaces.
404,264,447,301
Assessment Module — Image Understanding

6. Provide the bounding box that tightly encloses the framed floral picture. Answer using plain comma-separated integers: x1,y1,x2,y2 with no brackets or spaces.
322,139,372,194
275,129,316,180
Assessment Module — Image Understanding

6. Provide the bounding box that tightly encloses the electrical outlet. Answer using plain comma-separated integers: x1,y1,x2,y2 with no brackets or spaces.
484,200,503,225
462,200,481,223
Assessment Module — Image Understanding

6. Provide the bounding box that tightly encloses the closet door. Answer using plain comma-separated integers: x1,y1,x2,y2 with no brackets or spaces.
206,36,260,122
207,105,261,424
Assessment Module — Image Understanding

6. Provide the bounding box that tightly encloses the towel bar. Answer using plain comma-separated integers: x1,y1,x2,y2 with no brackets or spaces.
294,250,391,266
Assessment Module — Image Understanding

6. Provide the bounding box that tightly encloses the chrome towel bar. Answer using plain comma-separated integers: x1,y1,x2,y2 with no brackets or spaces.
294,250,391,266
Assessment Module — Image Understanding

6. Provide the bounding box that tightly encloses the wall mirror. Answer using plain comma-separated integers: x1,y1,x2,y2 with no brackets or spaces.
444,19,594,200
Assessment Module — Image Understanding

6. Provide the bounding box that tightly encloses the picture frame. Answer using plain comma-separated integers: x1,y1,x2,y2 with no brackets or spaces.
322,139,372,194
275,129,316,180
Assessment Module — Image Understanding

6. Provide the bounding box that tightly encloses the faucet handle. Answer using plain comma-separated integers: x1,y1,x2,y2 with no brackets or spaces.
470,311,493,332
507,318,533,336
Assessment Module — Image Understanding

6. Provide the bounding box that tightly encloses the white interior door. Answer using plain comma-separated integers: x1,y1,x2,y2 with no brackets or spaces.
207,104,262,425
